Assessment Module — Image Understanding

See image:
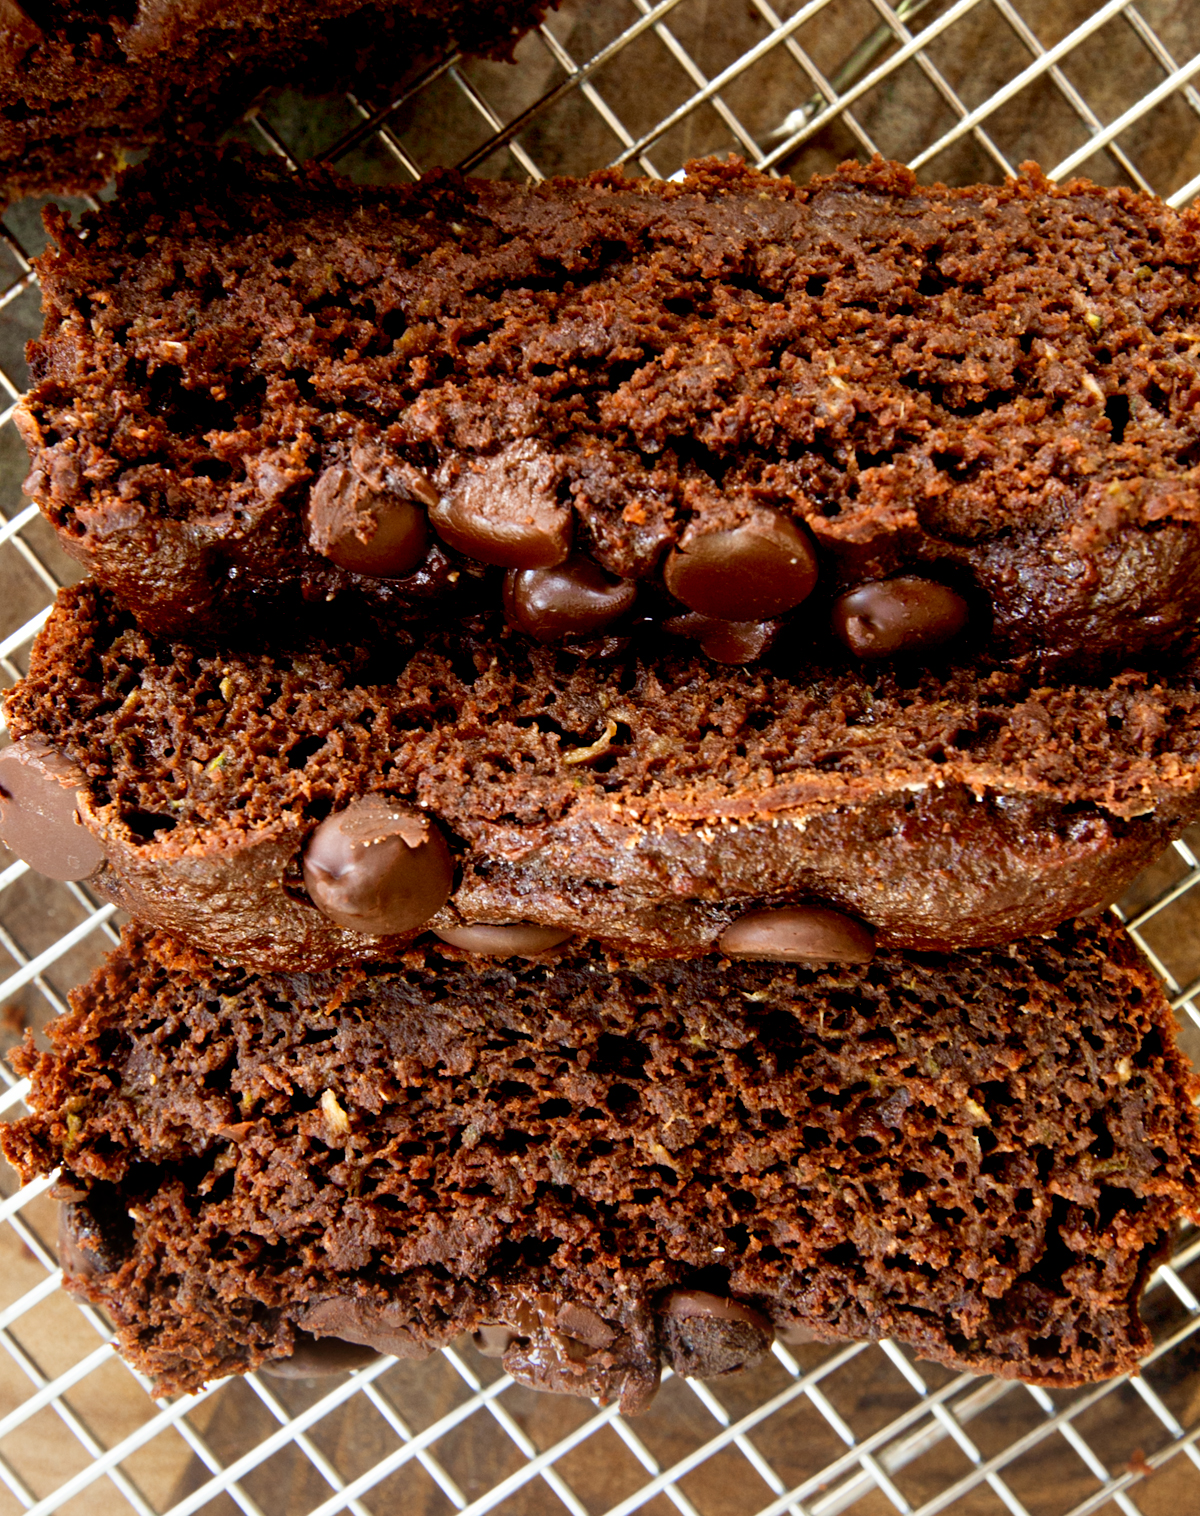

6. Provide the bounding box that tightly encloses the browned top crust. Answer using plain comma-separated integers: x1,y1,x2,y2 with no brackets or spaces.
4,918,1198,1397
19,150,1200,671
0,0,549,204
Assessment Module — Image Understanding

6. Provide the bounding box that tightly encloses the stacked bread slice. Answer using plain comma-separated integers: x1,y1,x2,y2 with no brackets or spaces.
0,1,552,205
3,152,1200,1407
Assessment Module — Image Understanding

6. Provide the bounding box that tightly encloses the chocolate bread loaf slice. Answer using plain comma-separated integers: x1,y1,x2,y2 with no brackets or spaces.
18,150,1200,671
0,0,549,205
4,920,1197,1402
6,582,1200,968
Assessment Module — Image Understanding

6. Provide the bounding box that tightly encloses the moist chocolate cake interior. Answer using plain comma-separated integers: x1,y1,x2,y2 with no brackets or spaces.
4,921,1198,1400
13,582,1200,849
7,580,1200,962
19,152,1200,664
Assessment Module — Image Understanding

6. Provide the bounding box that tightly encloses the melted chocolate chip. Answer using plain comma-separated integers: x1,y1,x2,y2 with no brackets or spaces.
664,508,818,621
660,1290,775,1378
831,577,969,658
261,1331,380,1378
472,1324,518,1358
664,612,780,664
58,1198,131,1282
500,1292,660,1414
719,906,875,964
503,556,636,642
306,461,429,578
430,442,571,569
0,739,105,881
433,922,573,957
302,797,453,937
296,1296,434,1359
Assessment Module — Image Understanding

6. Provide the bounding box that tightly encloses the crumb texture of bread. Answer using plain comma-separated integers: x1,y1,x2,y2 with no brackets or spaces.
4,920,1198,1396
17,152,1200,669
5,583,1200,965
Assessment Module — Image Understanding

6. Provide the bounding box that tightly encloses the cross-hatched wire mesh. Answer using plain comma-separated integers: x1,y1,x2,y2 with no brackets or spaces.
0,1,1199,1511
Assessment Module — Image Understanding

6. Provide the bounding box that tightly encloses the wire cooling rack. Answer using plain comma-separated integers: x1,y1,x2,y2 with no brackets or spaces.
0,1,1199,1512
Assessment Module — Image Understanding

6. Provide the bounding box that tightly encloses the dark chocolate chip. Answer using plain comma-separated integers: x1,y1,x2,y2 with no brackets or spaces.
664,612,780,664
660,1289,775,1378
503,555,636,642
302,797,453,937
472,1324,518,1359
0,738,105,882
296,1296,434,1359
306,462,428,578
664,508,818,621
58,1199,130,1282
555,1302,618,1350
433,922,572,957
719,906,875,964
430,442,571,569
49,1180,89,1203
261,1331,380,1378
348,441,440,508
831,576,969,659
500,1292,661,1413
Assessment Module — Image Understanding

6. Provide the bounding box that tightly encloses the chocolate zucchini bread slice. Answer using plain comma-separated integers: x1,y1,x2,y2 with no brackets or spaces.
18,150,1200,671
5,581,1200,968
4,919,1197,1401
0,0,549,205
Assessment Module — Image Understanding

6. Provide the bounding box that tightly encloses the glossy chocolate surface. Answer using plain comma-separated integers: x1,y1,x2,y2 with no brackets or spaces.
664,509,819,622
430,442,571,569
306,461,429,578
832,577,970,659
503,556,636,642
660,1289,775,1377
719,906,876,964
302,797,453,936
664,612,780,664
261,1331,380,1378
0,738,105,881
296,1295,434,1359
433,922,572,957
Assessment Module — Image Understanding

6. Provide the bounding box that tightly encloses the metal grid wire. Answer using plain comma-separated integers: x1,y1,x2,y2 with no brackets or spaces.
0,0,1198,1511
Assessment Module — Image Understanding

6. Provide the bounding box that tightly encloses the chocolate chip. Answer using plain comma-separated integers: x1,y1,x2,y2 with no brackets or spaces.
664,508,818,621
719,906,875,964
261,1330,380,1378
430,442,571,569
58,1198,130,1282
664,612,780,664
503,555,636,642
660,1290,775,1378
49,1180,89,1203
296,1296,433,1359
348,441,440,508
433,922,572,957
0,739,105,882
555,1302,618,1350
302,797,453,937
306,462,428,578
831,576,969,658
500,1292,661,1413
472,1324,518,1358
